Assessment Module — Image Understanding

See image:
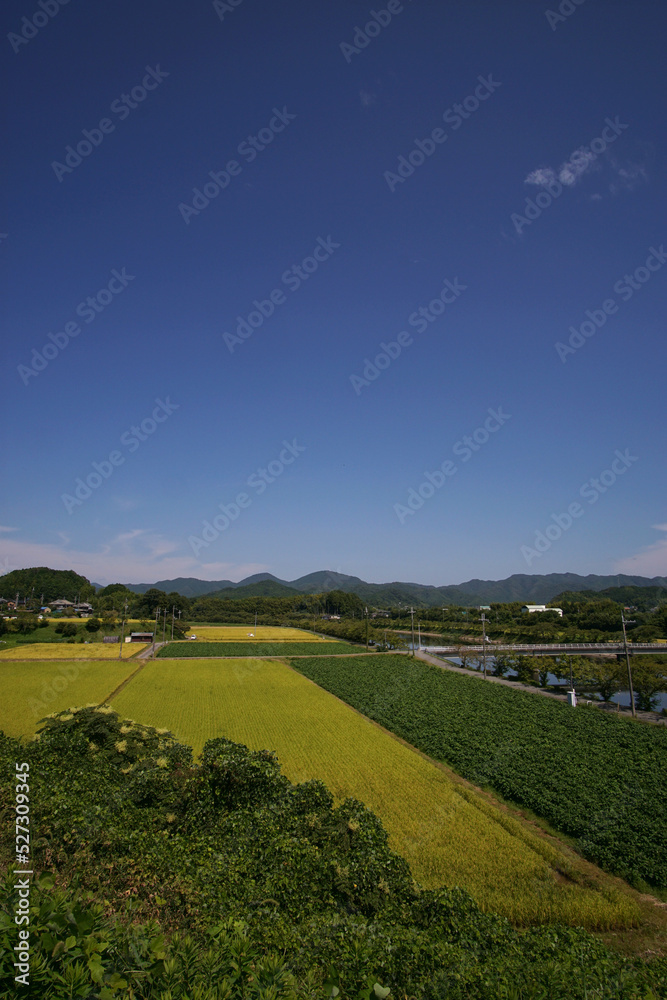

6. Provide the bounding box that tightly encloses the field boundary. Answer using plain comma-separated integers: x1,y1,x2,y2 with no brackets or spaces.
99,659,149,705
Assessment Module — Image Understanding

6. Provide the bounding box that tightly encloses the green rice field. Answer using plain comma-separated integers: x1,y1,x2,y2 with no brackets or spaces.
0,659,141,739
157,641,363,657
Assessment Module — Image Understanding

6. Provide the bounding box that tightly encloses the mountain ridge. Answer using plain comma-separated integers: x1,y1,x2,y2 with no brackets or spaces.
122,571,667,607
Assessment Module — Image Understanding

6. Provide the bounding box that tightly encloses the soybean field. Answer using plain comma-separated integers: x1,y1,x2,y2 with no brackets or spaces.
290,654,667,889
158,641,362,657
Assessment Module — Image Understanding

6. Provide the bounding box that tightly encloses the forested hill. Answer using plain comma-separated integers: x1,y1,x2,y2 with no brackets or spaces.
554,585,667,611
0,567,95,603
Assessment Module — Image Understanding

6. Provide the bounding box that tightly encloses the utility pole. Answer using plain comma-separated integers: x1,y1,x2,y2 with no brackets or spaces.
171,606,176,641
481,613,487,679
118,599,128,659
162,608,167,644
621,612,636,717
365,606,369,650
410,607,415,657
153,607,159,658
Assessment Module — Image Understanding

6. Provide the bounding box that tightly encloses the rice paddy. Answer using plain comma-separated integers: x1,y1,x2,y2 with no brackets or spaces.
185,626,329,641
0,642,148,659
0,659,141,739
109,656,641,929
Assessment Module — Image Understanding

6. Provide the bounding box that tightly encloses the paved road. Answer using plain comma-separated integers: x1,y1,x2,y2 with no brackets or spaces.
136,641,168,659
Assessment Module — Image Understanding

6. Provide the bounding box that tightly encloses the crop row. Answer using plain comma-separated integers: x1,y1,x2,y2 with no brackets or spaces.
290,655,667,888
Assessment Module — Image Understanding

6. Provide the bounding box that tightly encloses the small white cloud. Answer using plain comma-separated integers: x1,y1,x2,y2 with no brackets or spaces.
558,148,597,186
359,89,377,108
525,149,598,189
525,167,557,187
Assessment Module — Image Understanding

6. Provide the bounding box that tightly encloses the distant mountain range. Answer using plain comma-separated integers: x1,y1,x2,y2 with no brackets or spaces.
123,571,667,607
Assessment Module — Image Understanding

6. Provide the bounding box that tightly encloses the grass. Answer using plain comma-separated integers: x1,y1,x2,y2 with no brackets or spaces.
184,625,328,641
0,659,143,739
109,656,643,930
0,643,148,659
157,641,363,657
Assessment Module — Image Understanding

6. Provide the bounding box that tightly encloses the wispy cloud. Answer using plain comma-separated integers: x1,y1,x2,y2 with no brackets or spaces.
0,526,18,533
526,146,650,200
613,524,667,577
607,157,648,195
0,530,270,587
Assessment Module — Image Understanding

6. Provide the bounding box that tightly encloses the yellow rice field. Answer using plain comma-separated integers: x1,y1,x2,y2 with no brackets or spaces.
0,643,148,660
0,659,141,739
185,626,329,642
110,657,640,929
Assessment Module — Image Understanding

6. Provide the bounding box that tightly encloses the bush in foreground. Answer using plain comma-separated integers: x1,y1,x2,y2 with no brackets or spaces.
0,708,665,998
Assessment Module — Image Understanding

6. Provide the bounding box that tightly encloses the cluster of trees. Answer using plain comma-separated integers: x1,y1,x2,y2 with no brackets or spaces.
383,599,666,644
463,651,666,713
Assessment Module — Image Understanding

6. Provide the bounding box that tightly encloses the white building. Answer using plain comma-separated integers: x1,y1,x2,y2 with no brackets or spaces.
521,604,563,617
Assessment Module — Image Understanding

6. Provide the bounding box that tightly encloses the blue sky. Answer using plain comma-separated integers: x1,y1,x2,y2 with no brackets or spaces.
1,0,666,587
